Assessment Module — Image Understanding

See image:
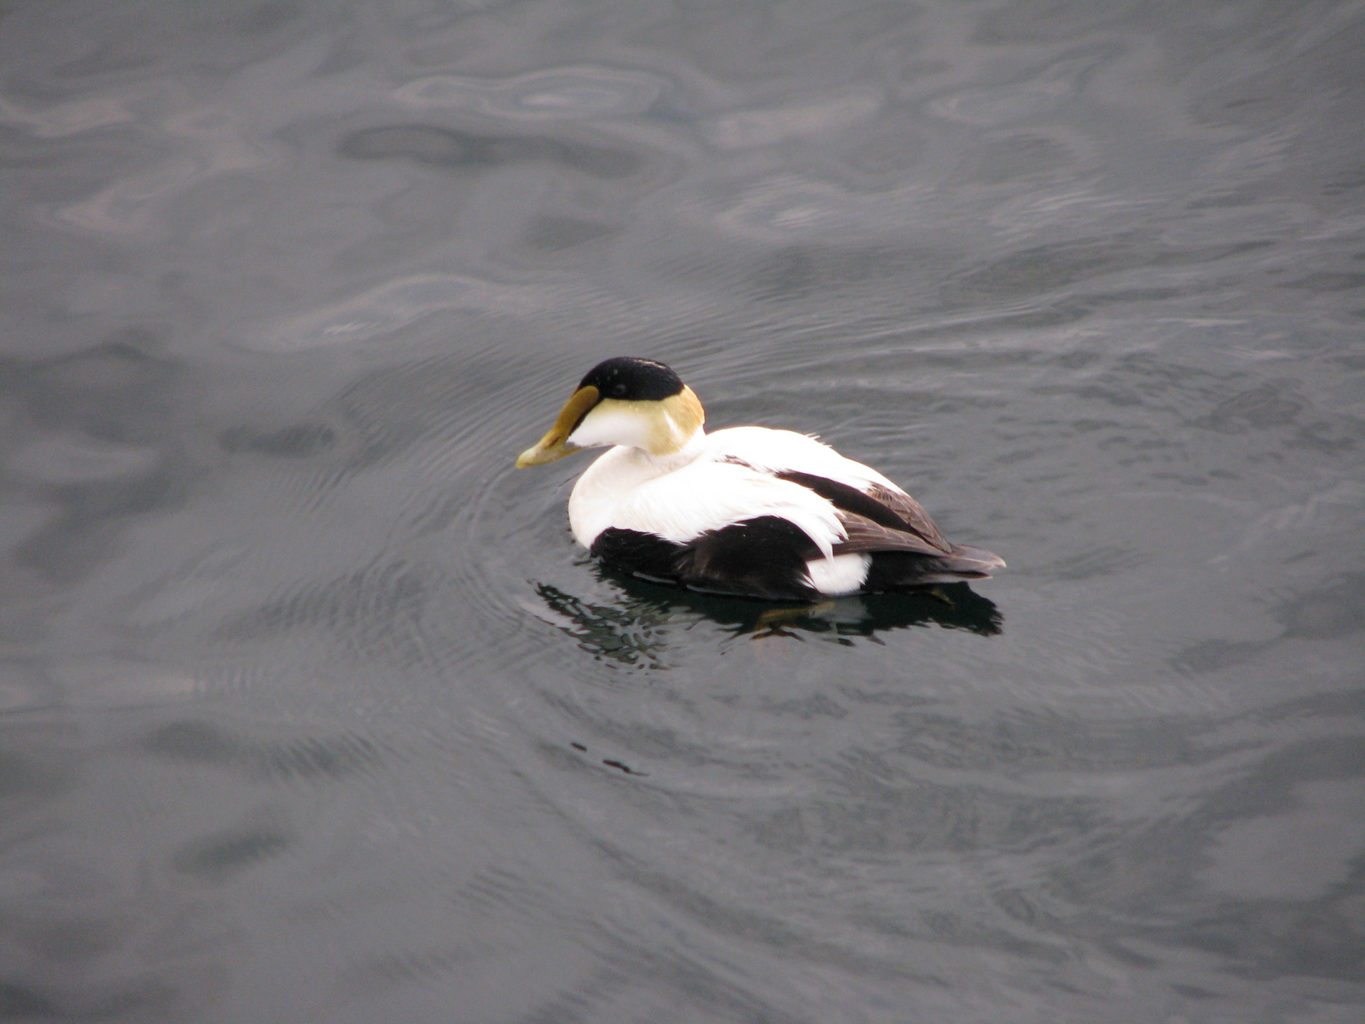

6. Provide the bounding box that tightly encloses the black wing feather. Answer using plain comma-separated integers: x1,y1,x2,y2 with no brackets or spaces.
774,470,951,554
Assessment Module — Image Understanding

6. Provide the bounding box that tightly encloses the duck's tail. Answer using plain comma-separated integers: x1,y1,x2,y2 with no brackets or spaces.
864,544,1005,590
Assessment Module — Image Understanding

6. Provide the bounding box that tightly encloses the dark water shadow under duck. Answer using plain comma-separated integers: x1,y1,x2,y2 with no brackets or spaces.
533,569,1002,668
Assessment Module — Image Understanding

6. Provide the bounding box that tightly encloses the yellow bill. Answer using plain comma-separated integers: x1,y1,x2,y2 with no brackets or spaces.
515,385,600,467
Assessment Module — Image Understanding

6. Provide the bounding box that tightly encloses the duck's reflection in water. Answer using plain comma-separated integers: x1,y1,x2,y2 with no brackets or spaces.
532,568,1001,666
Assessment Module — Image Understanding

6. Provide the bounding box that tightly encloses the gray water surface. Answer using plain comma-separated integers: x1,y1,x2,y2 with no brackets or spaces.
3,2,1364,1022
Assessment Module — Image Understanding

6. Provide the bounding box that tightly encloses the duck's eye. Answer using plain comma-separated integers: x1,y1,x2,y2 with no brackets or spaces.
609,383,628,398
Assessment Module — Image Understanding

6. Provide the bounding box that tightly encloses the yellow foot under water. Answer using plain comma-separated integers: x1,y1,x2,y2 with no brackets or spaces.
751,600,837,636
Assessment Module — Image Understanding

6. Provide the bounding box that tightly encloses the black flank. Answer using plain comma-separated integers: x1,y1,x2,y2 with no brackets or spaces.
685,516,819,598
592,518,820,599
590,528,688,584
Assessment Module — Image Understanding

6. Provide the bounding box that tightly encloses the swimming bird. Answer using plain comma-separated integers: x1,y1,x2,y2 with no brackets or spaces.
516,357,1004,599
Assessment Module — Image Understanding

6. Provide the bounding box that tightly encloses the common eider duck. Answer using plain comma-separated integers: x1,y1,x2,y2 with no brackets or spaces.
516,357,1004,599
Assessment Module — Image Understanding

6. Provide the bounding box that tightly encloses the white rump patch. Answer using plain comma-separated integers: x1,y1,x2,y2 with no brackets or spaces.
803,553,871,596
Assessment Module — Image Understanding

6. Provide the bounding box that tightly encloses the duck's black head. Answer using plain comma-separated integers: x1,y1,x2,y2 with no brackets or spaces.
578,357,684,402
517,357,702,467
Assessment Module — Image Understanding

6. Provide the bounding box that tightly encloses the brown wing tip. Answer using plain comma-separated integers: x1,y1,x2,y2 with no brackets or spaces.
947,544,1006,573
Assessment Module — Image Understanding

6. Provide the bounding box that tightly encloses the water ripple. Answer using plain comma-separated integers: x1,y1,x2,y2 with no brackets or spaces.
394,65,667,120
